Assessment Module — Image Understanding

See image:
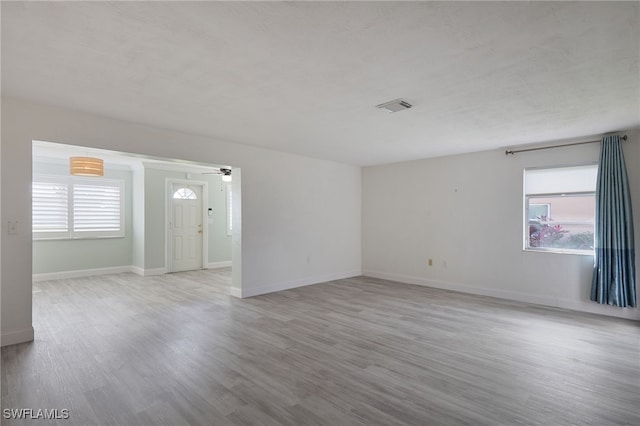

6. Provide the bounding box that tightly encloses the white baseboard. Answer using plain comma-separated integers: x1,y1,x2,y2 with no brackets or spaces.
207,261,232,269
240,269,361,298
556,297,640,320
34,265,167,281
1,327,34,347
229,287,242,298
363,270,640,321
33,266,133,282
139,267,165,277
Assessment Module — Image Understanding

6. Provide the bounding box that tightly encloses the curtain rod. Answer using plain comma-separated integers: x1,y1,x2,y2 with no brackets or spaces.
505,134,628,155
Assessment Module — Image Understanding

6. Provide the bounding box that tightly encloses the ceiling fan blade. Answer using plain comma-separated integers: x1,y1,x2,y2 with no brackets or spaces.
201,168,231,175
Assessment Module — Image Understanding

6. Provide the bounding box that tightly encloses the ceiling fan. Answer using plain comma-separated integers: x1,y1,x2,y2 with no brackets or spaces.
203,167,232,182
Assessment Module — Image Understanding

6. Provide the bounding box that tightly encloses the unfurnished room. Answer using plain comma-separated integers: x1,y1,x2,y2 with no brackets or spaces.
1,2,639,425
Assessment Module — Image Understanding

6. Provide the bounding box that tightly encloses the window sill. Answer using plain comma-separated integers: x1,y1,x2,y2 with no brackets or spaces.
34,235,125,242
524,248,594,256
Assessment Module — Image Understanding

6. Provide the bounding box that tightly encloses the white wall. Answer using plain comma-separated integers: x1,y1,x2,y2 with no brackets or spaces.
1,97,362,346
206,177,233,265
363,130,640,320
131,164,145,271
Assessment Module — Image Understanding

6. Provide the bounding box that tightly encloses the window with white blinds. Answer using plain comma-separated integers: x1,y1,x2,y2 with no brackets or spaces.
226,184,232,236
33,175,124,240
32,178,69,236
73,183,123,237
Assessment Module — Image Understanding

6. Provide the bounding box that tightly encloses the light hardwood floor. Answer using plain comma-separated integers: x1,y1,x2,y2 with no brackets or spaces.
2,270,639,425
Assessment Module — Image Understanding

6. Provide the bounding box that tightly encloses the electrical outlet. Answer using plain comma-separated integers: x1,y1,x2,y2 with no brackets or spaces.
428,258,433,266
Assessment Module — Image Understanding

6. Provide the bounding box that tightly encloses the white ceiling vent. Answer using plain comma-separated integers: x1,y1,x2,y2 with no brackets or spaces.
376,98,412,113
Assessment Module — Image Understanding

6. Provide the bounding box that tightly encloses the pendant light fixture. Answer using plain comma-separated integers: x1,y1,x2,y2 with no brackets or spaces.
69,156,104,176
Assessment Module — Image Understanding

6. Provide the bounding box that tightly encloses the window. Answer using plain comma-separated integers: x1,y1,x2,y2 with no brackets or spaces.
226,184,232,236
524,165,597,254
528,203,550,221
32,178,69,235
173,187,198,199
33,175,124,240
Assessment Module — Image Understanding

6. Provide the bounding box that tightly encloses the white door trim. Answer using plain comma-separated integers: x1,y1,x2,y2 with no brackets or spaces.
165,178,209,273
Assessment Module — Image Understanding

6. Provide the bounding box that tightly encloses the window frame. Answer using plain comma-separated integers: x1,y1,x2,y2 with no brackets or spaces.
523,164,597,256
33,174,125,240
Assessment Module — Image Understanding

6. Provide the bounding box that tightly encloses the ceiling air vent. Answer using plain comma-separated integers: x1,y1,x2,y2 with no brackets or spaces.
376,98,412,113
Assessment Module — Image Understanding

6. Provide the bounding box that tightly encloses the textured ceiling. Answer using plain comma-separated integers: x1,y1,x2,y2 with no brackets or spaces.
2,2,639,166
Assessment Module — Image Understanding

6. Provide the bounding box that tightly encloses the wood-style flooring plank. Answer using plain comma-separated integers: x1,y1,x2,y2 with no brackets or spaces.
2,269,639,425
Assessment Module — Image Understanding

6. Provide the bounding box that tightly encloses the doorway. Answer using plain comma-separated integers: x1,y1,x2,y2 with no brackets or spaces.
167,181,207,273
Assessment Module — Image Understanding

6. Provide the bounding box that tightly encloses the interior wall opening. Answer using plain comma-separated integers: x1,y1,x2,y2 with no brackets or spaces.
31,140,241,295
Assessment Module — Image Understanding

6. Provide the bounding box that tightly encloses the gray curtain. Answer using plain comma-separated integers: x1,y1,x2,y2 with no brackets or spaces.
591,135,636,307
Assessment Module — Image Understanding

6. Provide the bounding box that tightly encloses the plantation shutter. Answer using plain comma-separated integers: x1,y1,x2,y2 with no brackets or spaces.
72,182,123,235
32,180,69,236
33,175,124,240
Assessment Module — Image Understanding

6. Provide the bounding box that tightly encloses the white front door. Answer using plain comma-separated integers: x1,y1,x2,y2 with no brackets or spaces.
170,183,203,272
